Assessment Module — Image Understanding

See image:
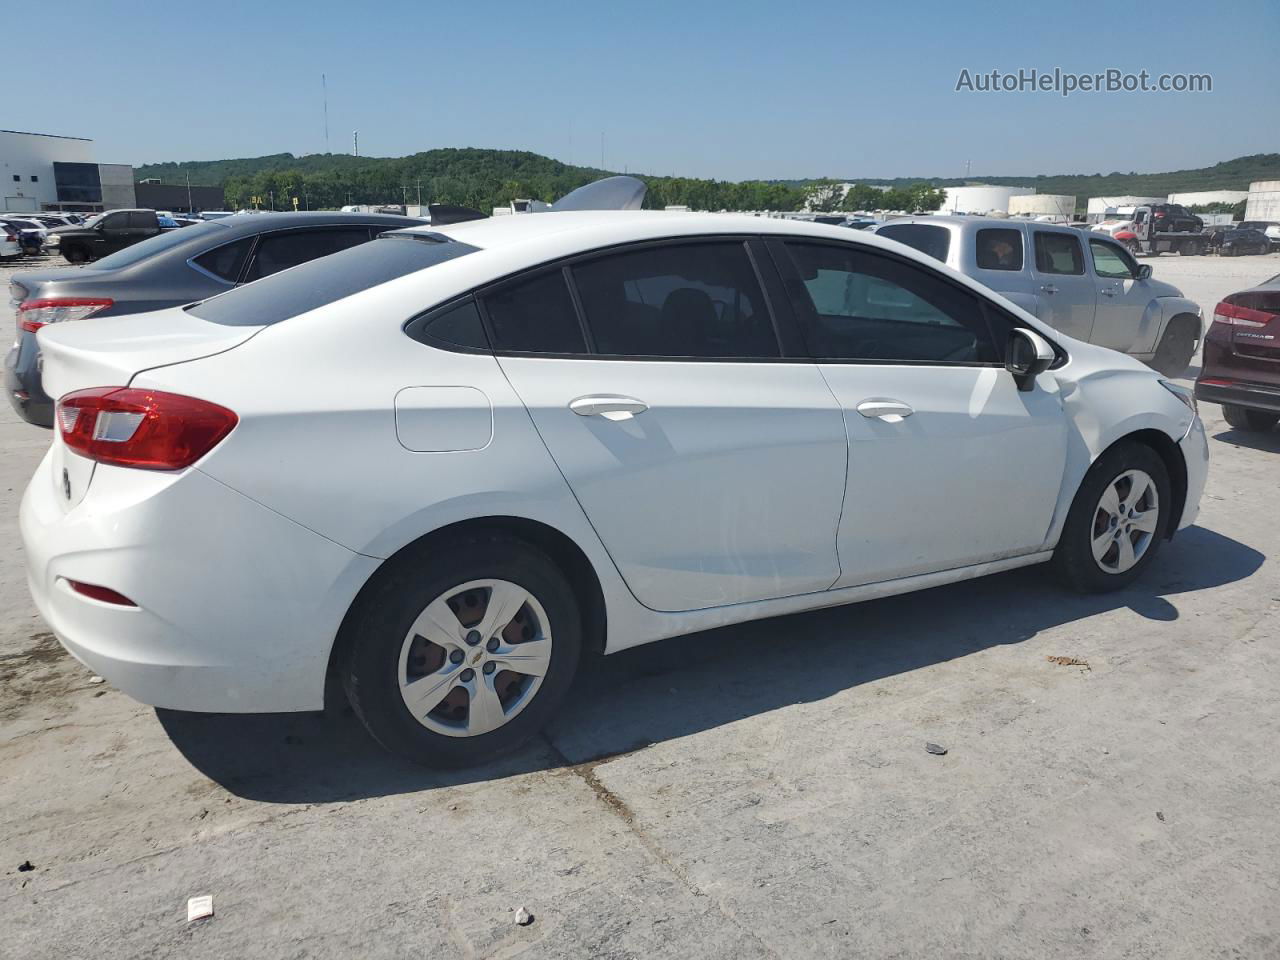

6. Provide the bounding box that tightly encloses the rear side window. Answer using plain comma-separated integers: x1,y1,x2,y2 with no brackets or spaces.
191,237,254,283
243,227,373,282
875,223,951,262
1033,232,1084,276
571,241,779,358
785,242,999,364
128,211,154,228
975,228,1023,271
483,270,587,354
188,234,477,326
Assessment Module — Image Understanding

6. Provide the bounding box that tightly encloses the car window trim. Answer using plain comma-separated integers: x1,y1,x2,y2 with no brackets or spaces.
187,235,256,286
473,234,802,363
1033,229,1086,277
404,294,494,355
1087,237,1137,280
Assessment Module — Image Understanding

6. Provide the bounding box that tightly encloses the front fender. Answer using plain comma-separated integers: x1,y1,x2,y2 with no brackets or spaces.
1147,297,1202,353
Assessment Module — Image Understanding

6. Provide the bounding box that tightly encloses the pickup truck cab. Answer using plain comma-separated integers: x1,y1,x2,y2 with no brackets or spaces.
46,208,166,264
875,216,1203,376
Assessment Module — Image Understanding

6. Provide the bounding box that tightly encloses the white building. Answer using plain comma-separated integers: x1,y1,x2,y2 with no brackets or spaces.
940,185,1032,215
1244,181,1280,222
1166,190,1249,207
1009,194,1076,218
1085,195,1164,221
1,129,134,212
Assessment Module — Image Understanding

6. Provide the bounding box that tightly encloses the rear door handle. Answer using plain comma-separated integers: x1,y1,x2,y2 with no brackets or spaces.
1040,284,1059,295
569,395,649,420
856,399,914,422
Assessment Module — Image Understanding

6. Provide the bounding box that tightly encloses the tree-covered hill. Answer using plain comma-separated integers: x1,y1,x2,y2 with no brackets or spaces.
133,149,1280,213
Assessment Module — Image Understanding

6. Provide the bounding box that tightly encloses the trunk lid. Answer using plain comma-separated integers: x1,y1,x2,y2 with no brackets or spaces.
38,308,262,513
37,306,262,400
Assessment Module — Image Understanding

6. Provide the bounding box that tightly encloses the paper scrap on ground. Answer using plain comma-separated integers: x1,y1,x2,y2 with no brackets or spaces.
187,895,214,923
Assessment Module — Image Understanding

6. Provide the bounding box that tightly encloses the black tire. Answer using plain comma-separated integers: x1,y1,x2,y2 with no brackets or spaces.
63,245,88,264
1149,315,1199,377
1124,239,1140,257
341,532,583,767
1222,404,1280,433
1052,441,1172,593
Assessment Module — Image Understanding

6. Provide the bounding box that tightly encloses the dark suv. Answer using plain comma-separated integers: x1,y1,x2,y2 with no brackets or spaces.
1195,273,1280,432
6,211,422,426
46,208,169,263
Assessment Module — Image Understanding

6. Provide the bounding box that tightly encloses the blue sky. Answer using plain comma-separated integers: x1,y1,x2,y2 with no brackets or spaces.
10,0,1277,180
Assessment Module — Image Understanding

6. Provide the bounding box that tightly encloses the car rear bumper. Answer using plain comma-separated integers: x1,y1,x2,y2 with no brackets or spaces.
1194,379,1280,415
20,449,378,713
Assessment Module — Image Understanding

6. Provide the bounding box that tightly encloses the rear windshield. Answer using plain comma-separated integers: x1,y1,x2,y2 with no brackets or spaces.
876,223,952,262
188,232,478,326
93,220,229,270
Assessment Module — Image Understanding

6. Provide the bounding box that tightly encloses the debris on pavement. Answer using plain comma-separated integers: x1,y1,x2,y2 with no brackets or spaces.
17,860,34,872
88,676,105,684
514,906,534,926
187,895,214,923
1046,656,1090,669
1156,811,1166,822
925,742,948,756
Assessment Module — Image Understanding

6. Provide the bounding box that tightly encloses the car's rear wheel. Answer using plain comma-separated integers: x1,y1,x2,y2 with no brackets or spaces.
1052,441,1171,593
1222,404,1280,433
1149,315,1199,377
341,533,583,767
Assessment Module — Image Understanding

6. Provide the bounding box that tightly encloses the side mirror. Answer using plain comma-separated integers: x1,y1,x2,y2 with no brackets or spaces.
1006,328,1055,392
1136,264,1152,280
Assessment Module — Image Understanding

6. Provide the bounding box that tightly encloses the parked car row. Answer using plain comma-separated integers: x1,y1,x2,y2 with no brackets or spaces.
14,194,1210,767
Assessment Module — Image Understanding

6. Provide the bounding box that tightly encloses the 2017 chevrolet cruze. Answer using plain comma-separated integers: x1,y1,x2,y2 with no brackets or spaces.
21,212,1208,767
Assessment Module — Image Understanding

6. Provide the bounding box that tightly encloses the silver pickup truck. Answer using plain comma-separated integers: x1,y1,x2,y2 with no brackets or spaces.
874,216,1202,376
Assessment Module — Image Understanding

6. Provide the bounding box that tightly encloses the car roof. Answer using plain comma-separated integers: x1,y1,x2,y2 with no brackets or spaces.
214,211,424,233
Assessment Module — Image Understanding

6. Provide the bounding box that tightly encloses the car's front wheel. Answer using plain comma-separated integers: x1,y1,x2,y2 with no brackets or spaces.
1052,441,1171,593
1222,404,1280,433
63,245,88,264
341,533,583,767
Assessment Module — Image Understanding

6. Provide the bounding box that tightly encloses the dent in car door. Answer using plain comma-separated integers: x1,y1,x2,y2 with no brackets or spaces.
488,243,848,613
1031,230,1097,342
776,239,1068,586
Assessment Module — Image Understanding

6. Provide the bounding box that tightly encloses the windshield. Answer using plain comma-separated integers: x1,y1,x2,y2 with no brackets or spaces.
188,232,479,326
91,220,229,270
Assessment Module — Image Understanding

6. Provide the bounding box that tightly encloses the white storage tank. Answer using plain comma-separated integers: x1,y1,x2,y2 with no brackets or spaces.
1086,195,1163,222
940,185,1031,215
1244,181,1280,222
1009,194,1076,218
1167,190,1248,207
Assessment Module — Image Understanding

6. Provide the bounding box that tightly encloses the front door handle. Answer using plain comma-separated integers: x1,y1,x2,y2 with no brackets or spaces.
569,395,649,421
1040,283,1059,295
1100,287,1117,297
856,399,914,422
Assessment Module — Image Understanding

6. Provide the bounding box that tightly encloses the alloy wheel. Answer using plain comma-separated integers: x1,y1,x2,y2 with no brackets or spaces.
1091,469,1160,574
397,578,552,737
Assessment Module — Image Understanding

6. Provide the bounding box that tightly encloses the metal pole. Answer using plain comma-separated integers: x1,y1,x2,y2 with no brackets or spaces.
185,170,192,213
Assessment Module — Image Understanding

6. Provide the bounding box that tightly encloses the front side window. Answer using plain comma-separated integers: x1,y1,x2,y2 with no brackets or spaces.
875,223,952,263
1033,232,1085,276
1089,239,1136,279
785,242,1000,364
571,241,779,358
483,270,587,354
100,212,130,230
243,227,373,282
975,228,1024,271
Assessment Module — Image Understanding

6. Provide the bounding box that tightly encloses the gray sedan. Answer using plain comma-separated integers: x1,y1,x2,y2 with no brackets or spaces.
6,211,423,426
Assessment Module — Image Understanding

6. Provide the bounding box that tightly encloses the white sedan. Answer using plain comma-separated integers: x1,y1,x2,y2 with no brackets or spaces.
21,212,1208,767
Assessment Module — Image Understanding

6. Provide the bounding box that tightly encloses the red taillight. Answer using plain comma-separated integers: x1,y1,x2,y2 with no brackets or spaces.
1154,211,1166,218
66,579,137,607
18,298,113,333
1212,301,1276,329
57,387,238,470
